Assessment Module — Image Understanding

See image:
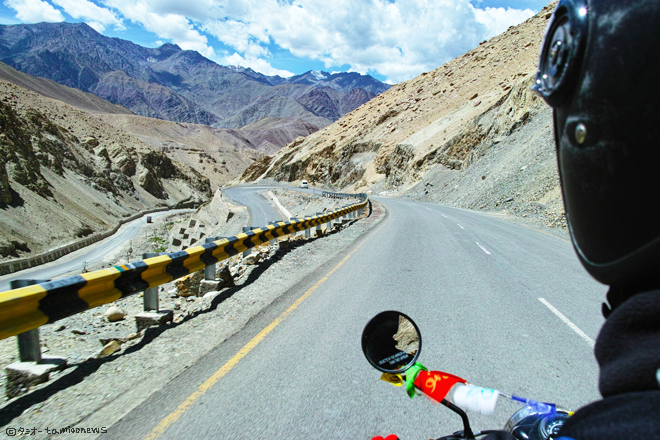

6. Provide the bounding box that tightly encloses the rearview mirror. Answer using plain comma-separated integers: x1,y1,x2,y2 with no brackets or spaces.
361,311,421,374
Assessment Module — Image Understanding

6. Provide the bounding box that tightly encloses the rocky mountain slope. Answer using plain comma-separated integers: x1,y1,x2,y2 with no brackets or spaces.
0,76,212,261
0,23,389,140
0,61,132,116
242,3,567,231
0,60,320,191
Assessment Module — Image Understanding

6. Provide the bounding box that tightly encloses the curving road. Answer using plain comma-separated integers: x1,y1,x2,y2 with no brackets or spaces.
223,185,283,227
223,184,322,227
106,195,607,439
0,210,192,292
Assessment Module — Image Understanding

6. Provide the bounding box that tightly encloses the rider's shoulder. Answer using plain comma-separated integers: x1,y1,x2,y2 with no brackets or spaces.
559,390,660,440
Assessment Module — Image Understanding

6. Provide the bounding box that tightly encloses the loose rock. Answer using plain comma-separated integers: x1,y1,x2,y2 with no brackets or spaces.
97,340,123,358
104,306,126,322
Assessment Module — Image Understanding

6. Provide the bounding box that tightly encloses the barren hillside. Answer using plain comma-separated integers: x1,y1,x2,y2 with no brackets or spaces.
242,3,566,231
0,78,211,261
0,61,133,116
0,60,323,191
97,114,263,191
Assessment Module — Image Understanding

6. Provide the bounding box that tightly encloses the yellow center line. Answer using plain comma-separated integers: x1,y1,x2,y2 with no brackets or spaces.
144,204,390,440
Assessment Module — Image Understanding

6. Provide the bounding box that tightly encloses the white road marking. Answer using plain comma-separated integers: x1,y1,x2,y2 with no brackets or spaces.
538,298,595,348
457,224,465,230
426,207,450,219
476,242,491,255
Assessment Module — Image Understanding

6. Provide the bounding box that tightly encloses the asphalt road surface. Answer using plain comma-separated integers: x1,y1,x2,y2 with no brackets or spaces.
0,210,191,292
107,196,607,439
224,184,321,228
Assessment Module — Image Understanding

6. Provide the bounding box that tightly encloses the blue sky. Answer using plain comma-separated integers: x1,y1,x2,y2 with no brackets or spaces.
0,0,549,83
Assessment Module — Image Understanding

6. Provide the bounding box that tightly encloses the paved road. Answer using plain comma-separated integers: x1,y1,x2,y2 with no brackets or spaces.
0,210,192,292
223,184,323,228
107,196,607,439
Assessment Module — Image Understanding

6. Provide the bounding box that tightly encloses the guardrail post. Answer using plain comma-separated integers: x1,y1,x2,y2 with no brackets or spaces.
241,227,252,257
135,254,173,332
5,280,67,399
199,238,230,297
141,253,163,312
203,238,217,281
17,329,41,363
10,280,49,363
315,213,323,237
268,222,278,246
289,218,302,238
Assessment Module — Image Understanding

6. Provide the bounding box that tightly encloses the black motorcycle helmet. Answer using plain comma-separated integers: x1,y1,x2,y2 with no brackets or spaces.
532,0,660,289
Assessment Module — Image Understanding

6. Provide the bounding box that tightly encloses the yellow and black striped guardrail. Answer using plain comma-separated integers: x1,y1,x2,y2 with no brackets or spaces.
0,192,368,341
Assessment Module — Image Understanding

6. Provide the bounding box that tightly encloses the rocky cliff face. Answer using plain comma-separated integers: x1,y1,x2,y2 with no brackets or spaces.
0,77,211,260
242,3,567,230
0,23,390,143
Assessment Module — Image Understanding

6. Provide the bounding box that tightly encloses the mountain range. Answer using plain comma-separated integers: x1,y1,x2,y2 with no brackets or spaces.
0,22,390,132
241,3,569,232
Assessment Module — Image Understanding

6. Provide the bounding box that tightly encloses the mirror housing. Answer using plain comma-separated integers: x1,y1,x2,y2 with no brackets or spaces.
361,311,422,374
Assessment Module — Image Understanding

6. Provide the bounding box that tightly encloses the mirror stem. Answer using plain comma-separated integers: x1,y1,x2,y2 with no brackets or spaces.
440,399,475,439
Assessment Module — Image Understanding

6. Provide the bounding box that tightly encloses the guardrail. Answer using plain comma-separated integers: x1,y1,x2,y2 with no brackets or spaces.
0,192,368,342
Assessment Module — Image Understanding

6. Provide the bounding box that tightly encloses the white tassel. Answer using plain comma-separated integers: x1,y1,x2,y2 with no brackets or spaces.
451,384,500,416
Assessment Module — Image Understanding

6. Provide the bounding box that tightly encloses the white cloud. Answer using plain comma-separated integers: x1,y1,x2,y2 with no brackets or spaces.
51,0,124,31
197,0,535,82
203,20,268,58
105,0,215,58
224,52,294,78
5,0,538,82
4,0,64,22
472,5,535,37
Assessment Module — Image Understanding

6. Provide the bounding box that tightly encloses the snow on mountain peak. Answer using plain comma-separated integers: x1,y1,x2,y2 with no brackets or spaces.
311,70,327,80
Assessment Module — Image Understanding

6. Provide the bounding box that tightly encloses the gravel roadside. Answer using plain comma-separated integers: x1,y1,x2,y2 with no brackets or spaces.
0,196,381,439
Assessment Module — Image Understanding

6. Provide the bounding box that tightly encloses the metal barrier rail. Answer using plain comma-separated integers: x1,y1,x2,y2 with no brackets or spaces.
0,192,368,341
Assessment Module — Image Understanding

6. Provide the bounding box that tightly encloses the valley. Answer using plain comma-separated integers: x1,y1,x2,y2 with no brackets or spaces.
0,3,613,440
